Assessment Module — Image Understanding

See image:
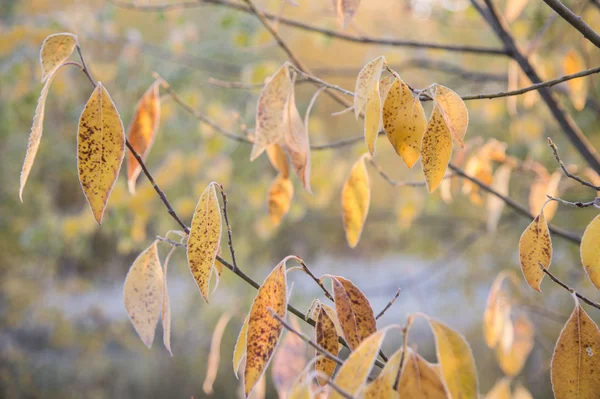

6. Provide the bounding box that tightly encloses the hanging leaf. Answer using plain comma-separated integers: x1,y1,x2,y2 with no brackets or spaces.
271,319,307,399
421,106,453,193
563,49,588,111
330,277,359,350
362,348,403,399
203,312,233,395
580,214,600,289
551,297,600,398
529,170,561,222
434,84,469,146
487,164,512,232
354,56,385,119
342,154,371,248
123,240,164,349
77,82,126,224
244,258,289,397
484,378,511,399
426,316,478,399
162,247,175,356
313,304,339,385
267,144,290,178
483,271,516,348
250,64,293,161
495,313,534,376
336,0,362,28
283,83,311,192
126,81,161,194
187,182,222,303
398,349,448,399
364,80,381,156
233,314,250,378
519,210,552,291
268,174,294,226
39,33,77,82
330,328,388,399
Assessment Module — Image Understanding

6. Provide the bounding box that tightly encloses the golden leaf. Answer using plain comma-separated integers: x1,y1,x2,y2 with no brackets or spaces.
529,170,561,222
39,33,77,82
581,214,600,289
354,56,385,119
250,64,293,161
314,304,340,384
487,164,512,232
330,277,359,350
362,348,403,399
484,377,511,399
551,297,600,398
426,317,478,399
203,312,233,395
126,81,161,194
564,49,588,111
434,84,469,146
342,154,371,248
77,82,126,224
187,182,222,303
283,84,311,192
233,314,250,377
268,174,294,226
267,144,290,178
462,154,493,205
244,259,289,397
398,350,448,399
123,240,164,349
364,80,381,156
519,210,552,291
421,106,453,193
483,271,517,348
495,313,534,376
271,319,307,399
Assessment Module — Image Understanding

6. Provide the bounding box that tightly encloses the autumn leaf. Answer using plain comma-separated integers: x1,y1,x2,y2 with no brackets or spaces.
434,84,469,146
313,303,340,384
551,296,600,398
126,81,161,194
504,0,529,22
513,383,533,399
364,80,381,156
421,106,453,193
495,313,534,376
271,318,307,399
354,56,385,119
287,374,315,399
362,348,403,399
335,0,361,28
283,83,311,192
563,49,588,111
580,214,600,289
162,246,176,356
203,312,233,395
529,170,561,222
77,82,126,224
244,258,289,397
483,271,517,348
187,182,222,303
519,210,552,291
267,144,290,178
484,377,511,399
487,164,512,232
398,349,448,399
342,154,371,248
250,64,293,161
39,33,77,82
268,174,294,226
233,314,250,377
123,240,164,349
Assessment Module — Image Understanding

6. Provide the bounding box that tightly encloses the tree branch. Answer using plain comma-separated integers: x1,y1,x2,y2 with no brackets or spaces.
539,263,600,311
375,289,401,320
542,0,600,48
548,137,600,191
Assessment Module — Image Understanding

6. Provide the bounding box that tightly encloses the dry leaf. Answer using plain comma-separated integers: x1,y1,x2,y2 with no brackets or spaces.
551,297,600,398
268,174,294,226
398,350,448,399
39,33,77,82
581,214,600,289
434,84,469,146
421,106,453,193
529,170,561,222
313,304,339,385
362,348,403,399
336,0,361,28
244,259,289,397
267,144,290,178
187,182,222,303
487,164,512,232
564,49,588,111
484,377,511,399
250,64,293,160
288,375,315,399
123,240,164,349
519,210,552,291
496,313,534,376
483,272,516,349
271,319,307,399
234,314,250,378
77,82,125,224
354,56,385,119
342,154,371,248
126,81,161,194
162,246,175,356
462,154,493,205
364,80,381,156
203,312,233,395
283,84,311,191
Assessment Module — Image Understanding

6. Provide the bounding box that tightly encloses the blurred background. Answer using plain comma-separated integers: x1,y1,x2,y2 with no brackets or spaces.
1,0,600,397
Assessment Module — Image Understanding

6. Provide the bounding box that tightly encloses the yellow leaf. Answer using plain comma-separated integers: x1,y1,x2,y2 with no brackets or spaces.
251,64,293,160
495,313,534,376
39,33,77,82
362,348,403,399
513,383,533,399
483,271,517,348
233,314,250,378
314,304,339,385
330,277,359,350
271,319,307,399
484,377,511,399
203,312,233,395
267,144,290,178
268,174,294,226
564,49,588,111
336,0,362,28
398,350,448,399
435,85,469,146
581,214,600,289
331,328,388,399
244,259,289,397
519,210,552,291
354,56,385,119
551,297,600,398
77,82,126,224
529,170,561,222
487,164,512,232
162,247,176,356
288,372,315,399
364,80,381,156
123,240,163,349
421,106,453,193
342,154,371,248
427,317,478,399
462,154,493,206
126,81,161,194
321,304,344,347
337,276,376,342
283,84,311,191
187,182,222,303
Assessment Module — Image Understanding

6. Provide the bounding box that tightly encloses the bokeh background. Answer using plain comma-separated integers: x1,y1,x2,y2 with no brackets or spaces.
1,0,600,398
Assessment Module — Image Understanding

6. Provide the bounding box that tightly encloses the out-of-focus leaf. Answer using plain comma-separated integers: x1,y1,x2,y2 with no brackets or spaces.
283,84,311,191
551,297,600,398
267,144,290,178
39,33,77,82
519,210,552,291
362,348,403,399
268,174,294,226
123,240,163,349
398,350,448,398
271,318,307,399
421,106,452,193
483,271,517,348
313,304,339,385
564,49,588,110
496,313,534,376
127,81,161,194
505,0,529,22
233,314,249,378
342,154,371,248
484,377,511,399
162,246,176,356
581,214,600,289
529,170,561,222
77,82,125,224
434,84,468,146
487,164,512,232
364,80,381,156
354,56,385,119
336,0,361,28
513,383,533,399
462,154,493,205
203,312,233,395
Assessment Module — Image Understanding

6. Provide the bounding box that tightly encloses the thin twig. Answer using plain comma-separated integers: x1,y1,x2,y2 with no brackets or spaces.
298,259,334,301
375,289,401,320
546,195,598,208
217,184,239,271
393,316,414,390
539,263,600,311
156,236,186,247
369,158,452,187
548,138,600,191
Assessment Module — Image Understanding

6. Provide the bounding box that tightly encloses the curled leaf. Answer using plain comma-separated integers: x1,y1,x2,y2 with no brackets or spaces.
342,154,371,248
434,84,469,146
203,312,233,395
364,80,381,156
283,83,311,192
268,174,294,226
398,350,448,398
123,240,164,349
39,33,77,82
421,106,453,193
77,82,126,224
354,56,385,119
580,214,600,289
519,210,552,291
233,314,250,378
